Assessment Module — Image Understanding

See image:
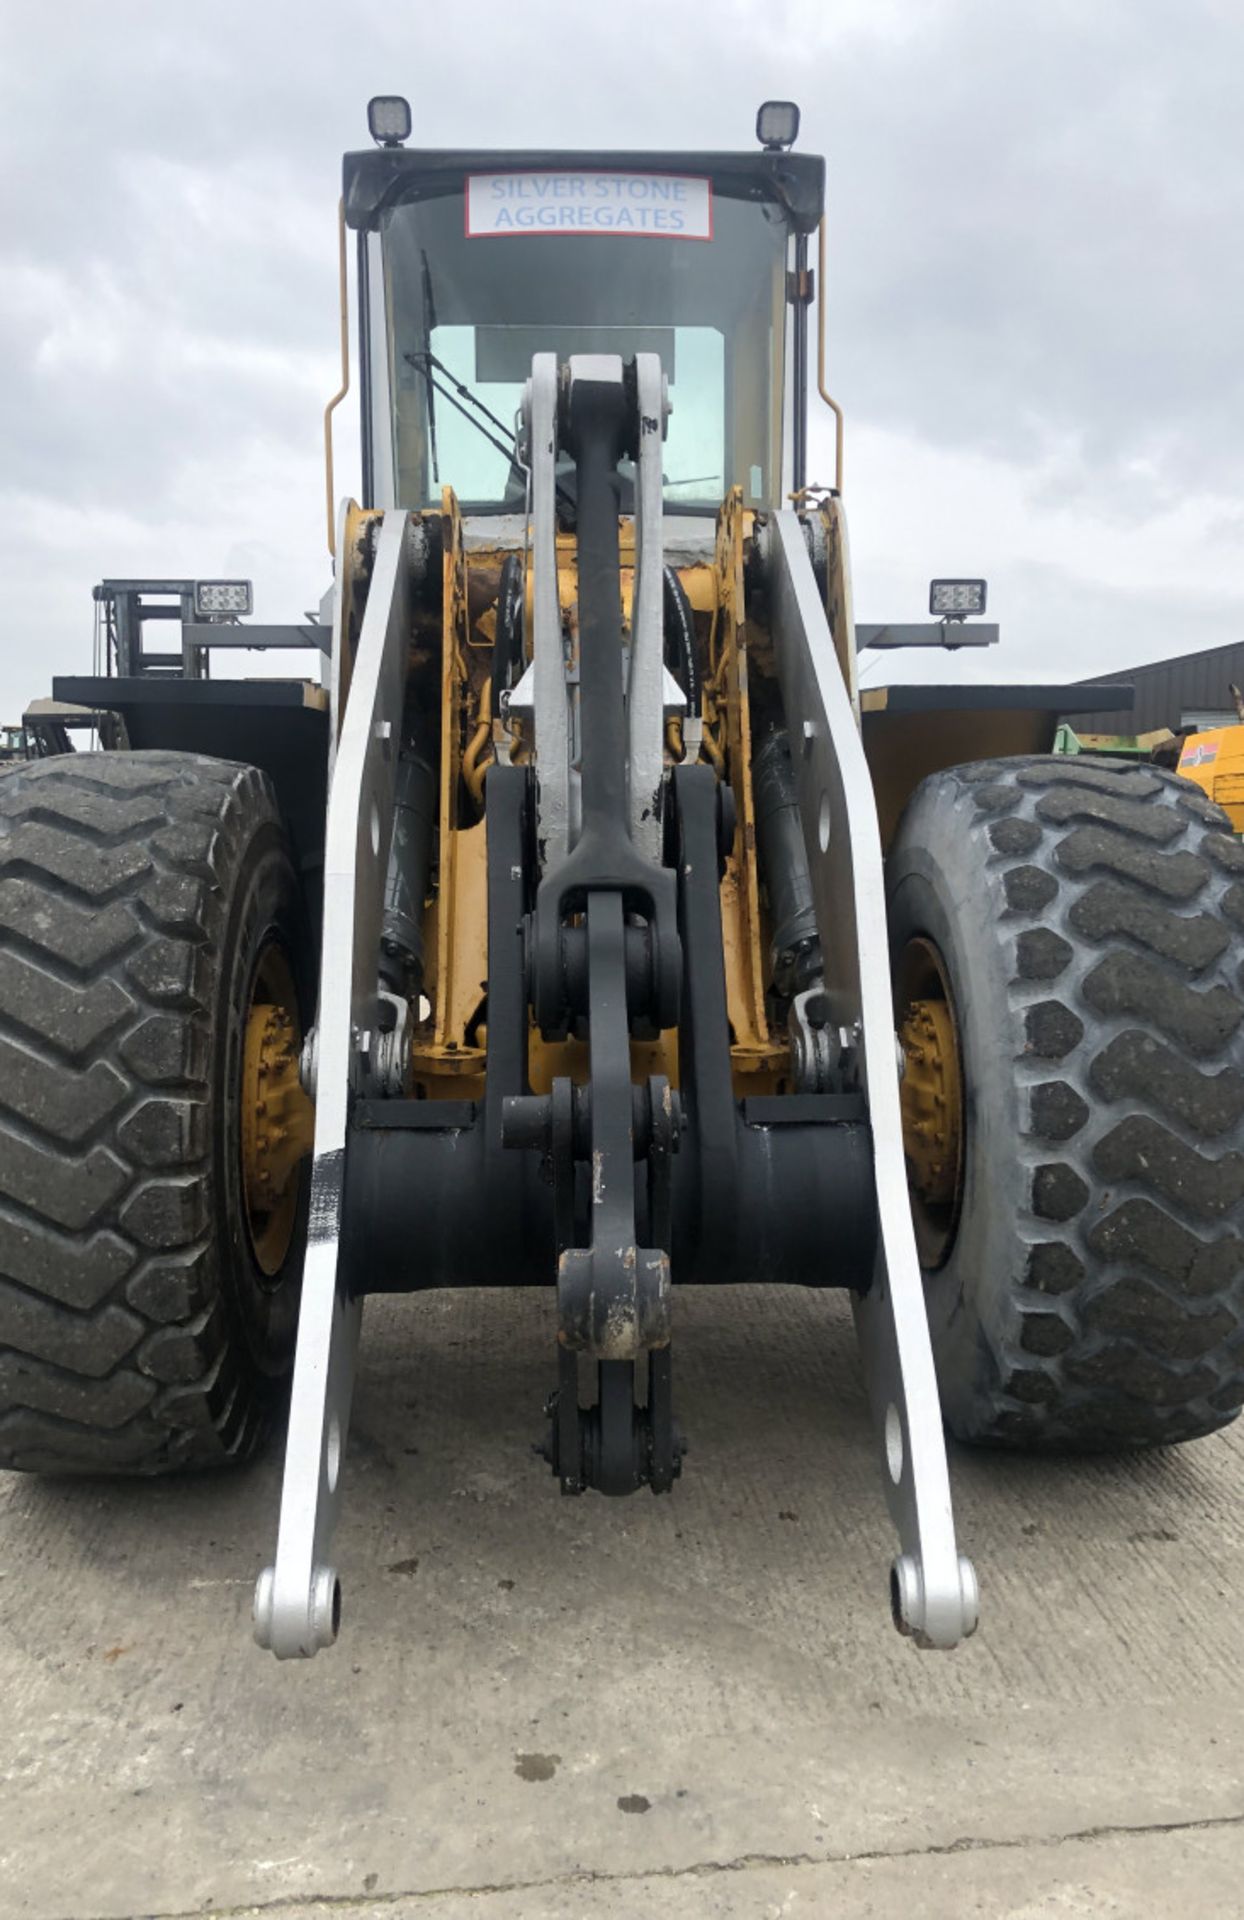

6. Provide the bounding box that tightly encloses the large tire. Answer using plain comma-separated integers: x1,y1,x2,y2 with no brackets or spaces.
0,751,310,1473
886,754,1244,1449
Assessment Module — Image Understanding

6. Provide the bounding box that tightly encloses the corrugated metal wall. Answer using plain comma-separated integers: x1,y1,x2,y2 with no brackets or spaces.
1075,641,1244,734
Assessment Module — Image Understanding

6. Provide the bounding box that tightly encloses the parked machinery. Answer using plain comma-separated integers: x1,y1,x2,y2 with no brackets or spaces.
4,102,1242,1661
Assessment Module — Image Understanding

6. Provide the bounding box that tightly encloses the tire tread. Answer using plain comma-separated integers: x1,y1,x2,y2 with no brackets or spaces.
0,750,293,1473
894,754,1244,1448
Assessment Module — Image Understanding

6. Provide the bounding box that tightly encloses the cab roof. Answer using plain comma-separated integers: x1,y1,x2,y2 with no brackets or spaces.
343,147,825,234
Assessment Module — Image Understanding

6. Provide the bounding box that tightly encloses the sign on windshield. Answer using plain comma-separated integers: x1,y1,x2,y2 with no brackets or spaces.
466,173,713,240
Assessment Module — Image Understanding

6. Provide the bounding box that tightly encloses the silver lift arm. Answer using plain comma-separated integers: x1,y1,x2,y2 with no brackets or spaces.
626,352,668,860
526,354,570,866
767,510,979,1650
254,509,413,1659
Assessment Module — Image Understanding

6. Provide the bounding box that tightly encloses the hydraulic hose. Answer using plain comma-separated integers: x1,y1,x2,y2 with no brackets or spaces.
662,565,700,713
494,551,525,694
753,727,822,999
380,699,437,995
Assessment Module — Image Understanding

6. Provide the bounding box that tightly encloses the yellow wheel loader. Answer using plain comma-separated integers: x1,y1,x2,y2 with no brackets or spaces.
5,100,1243,1659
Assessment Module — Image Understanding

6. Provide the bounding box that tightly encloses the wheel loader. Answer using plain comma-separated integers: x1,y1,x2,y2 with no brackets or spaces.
5,100,1244,1660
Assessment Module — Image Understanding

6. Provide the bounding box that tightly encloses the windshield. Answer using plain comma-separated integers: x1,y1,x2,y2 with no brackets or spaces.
379,180,790,512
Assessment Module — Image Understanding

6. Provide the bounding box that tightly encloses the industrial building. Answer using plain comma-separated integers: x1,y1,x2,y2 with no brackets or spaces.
1078,639,1244,736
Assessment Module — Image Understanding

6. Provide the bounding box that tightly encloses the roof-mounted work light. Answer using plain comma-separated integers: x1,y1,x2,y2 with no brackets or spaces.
756,100,801,151
368,95,412,148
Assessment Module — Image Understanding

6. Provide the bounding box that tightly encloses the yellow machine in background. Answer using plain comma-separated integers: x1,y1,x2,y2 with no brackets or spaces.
1178,685,1244,831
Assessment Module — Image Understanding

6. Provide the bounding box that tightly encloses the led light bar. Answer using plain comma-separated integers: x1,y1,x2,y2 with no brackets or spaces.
367,95,412,148
929,578,987,619
194,579,253,618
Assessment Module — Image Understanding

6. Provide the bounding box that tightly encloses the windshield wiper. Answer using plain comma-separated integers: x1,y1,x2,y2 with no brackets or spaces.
406,349,579,517
404,350,520,470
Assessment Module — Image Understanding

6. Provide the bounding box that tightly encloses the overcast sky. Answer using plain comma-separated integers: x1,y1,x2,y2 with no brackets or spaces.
2,0,1241,720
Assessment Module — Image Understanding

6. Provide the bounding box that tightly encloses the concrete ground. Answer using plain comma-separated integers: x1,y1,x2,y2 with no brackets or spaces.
3,1287,1243,1920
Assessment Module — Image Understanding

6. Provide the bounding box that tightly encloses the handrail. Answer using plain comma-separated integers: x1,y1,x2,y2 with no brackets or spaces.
323,199,350,556
817,216,845,493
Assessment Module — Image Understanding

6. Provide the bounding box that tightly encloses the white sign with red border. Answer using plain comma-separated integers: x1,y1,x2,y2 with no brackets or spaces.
466,172,713,240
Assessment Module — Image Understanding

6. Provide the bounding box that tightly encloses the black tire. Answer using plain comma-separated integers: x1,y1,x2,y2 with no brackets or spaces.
0,750,310,1473
886,754,1244,1450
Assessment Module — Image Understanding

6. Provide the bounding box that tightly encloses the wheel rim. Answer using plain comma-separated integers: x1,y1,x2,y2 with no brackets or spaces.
240,943,314,1278
897,936,965,1270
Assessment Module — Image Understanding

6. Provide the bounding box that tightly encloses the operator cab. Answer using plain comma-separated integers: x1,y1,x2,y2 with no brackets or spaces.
342,112,825,519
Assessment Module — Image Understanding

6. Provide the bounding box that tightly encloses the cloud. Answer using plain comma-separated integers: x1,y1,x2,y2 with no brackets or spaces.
841,420,1244,690
818,0,1244,497
0,0,1239,721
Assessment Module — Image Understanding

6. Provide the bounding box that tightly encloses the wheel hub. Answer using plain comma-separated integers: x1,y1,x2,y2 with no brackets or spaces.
899,995,961,1207
242,967,314,1276
896,936,965,1268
